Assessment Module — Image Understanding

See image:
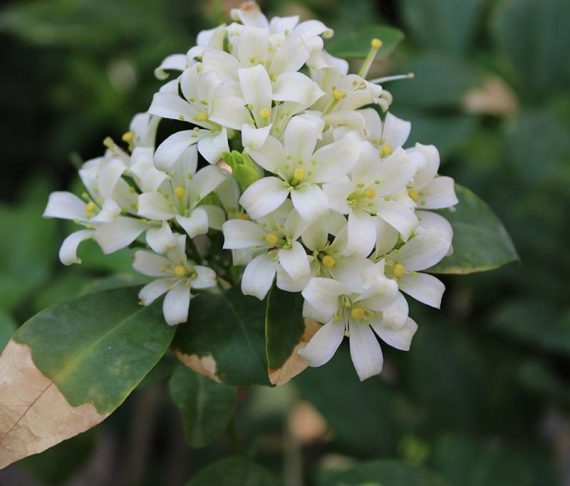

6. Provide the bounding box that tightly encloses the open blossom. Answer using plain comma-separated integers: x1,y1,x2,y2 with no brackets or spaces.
134,235,217,325
44,2,460,381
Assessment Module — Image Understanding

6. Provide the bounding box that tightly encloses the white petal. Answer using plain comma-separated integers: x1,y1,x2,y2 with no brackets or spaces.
312,131,362,183
294,19,332,40
44,192,86,221
420,177,458,209
148,92,196,123
200,205,226,230
298,320,345,367
154,54,187,80
146,222,176,253
193,265,217,289
283,114,324,162
240,177,289,219
189,165,227,200
273,72,325,106
348,321,383,381
399,273,445,308
270,35,309,75
396,230,451,271
411,143,440,190
276,266,308,292
375,149,417,196
239,65,273,112
290,184,329,222
138,192,174,220
242,124,272,151
222,219,266,249
89,198,121,223
245,136,286,172
241,253,277,300
382,112,411,149
163,283,191,325
346,209,376,257
377,201,418,240
381,292,409,329
301,277,346,323
372,317,418,351
176,208,209,238
270,15,300,33
139,279,171,305
59,230,94,266
374,218,399,257
95,217,148,254
133,251,171,277
278,241,310,283
155,130,199,171
209,96,250,130
360,108,383,140
323,177,352,214
202,49,240,81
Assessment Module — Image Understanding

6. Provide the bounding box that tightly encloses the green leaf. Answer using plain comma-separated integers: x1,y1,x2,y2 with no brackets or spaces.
400,0,483,55
173,289,271,387
390,54,481,110
318,460,448,486
169,363,236,448
326,25,404,59
493,0,570,97
0,287,175,468
0,309,17,352
188,456,281,486
265,287,317,385
429,185,518,274
294,347,407,455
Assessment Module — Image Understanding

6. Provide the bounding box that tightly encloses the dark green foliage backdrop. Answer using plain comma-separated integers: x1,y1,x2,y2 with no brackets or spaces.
0,0,568,484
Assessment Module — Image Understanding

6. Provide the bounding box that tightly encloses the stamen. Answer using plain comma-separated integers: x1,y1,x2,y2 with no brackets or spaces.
173,265,187,278
370,73,415,84
322,255,336,268
358,38,384,79
174,186,186,199
380,144,393,157
258,107,272,119
265,233,278,245
408,189,420,201
122,131,134,144
194,111,209,122
351,307,366,319
85,202,97,213
393,263,405,278
332,89,346,101
364,188,376,199
293,167,305,181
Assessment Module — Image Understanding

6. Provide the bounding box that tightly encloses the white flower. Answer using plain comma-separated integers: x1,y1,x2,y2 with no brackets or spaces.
222,201,310,299
138,145,227,241
360,109,411,158
324,143,419,257
298,259,416,381
406,143,458,209
134,235,217,325
241,114,363,222
381,211,453,309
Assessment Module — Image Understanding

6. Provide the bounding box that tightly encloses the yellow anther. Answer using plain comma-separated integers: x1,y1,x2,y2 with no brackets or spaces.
85,202,97,213
103,137,114,149
351,307,366,319
332,89,346,101
265,233,279,245
174,186,186,199
322,255,336,268
194,111,209,122
293,167,305,181
371,38,383,49
173,265,187,278
122,131,134,144
258,107,272,119
393,263,405,278
408,189,420,202
364,188,376,199
381,143,393,157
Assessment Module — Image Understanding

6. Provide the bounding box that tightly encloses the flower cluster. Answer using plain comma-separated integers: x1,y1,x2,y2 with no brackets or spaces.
44,1,458,380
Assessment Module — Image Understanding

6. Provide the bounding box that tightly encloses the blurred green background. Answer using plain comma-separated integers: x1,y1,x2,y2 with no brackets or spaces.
0,0,569,484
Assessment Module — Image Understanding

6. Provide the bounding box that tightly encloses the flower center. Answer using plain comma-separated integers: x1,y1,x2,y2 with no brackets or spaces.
265,233,279,246
173,265,187,278
393,263,405,278
174,186,186,199
322,255,336,268
85,202,97,213
408,189,420,201
332,89,346,101
351,307,366,319
293,167,305,181
364,188,376,199
194,111,209,122
380,143,393,157
258,107,272,119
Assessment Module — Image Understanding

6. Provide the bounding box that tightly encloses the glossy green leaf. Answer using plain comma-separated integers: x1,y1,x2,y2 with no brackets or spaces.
390,54,481,110
0,287,175,468
188,456,281,486
169,363,236,448
429,185,518,274
0,309,16,352
265,287,315,385
400,0,483,55
493,0,570,96
294,347,407,455
326,25,404,59
318,460,448,486
173,289,270,387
